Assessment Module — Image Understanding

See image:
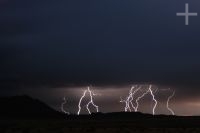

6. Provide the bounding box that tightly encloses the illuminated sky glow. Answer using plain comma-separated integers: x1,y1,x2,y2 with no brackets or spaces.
4,84,199,116
1,0,200,116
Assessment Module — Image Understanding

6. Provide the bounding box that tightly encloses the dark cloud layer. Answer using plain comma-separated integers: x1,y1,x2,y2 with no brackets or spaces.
0,0,200,93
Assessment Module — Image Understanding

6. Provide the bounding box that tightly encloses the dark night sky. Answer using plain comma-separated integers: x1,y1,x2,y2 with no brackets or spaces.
1,0,200,115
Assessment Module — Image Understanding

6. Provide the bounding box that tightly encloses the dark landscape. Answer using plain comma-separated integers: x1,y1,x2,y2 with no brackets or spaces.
0,96,200,133
1,0,200,132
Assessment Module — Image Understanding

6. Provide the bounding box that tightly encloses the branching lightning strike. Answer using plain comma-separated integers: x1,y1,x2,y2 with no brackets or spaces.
120,85,158,115
86,87,99,114
120,86,141,112
120,96,130,112
129,86,142,112
135,88,150,112
77,87,99,115
62,84,175,115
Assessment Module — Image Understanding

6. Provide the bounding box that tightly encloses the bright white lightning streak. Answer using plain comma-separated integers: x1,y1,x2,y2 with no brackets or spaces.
86,87,99,114
135,88,150,112
77,90,87,115
129,86,142,112
167,89,175,115
125,86,135,112
120,96,130,112
120,86,140,112
77,87,99,115
121,85,174,115
61,97,70,115
149,85,158,115
150,88,158,109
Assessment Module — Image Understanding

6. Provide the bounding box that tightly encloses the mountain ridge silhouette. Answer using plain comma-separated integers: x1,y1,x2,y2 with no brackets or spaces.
0,95,64,119
1,95,200,127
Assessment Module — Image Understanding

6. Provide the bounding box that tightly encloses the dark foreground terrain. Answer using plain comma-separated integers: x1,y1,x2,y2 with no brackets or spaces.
1,117,200,133
1,120,200,133
1,96,200,133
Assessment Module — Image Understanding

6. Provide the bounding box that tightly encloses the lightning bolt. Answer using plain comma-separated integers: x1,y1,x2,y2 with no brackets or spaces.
120,96,129,112
77,90,87,115
135,87,150,112
120,96,132,112
86,87,99,114
129,86,142,112
150,87,158,110
61,97,70,115
120,86,134,112
77,87,99,115
121,86,134,112
75,85,174,115
125,85,158,115
167,89,175,115
120,86,142,112
148,85,158,115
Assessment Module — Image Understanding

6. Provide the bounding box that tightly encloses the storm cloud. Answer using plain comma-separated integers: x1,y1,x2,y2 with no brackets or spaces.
1,0,200,115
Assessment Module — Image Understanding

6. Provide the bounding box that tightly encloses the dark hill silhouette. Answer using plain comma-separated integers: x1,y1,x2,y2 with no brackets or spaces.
63,112,200,127
0,95,63,119
1,95,200,127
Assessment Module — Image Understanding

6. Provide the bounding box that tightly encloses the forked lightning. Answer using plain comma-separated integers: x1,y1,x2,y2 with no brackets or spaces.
77,87,99,115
